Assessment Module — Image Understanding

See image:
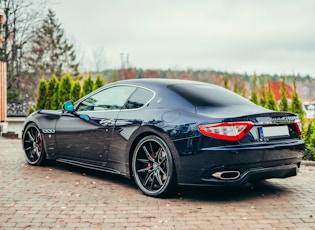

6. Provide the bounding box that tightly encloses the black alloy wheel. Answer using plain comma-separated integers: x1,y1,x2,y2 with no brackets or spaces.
132,135,177,197
22,123,47,165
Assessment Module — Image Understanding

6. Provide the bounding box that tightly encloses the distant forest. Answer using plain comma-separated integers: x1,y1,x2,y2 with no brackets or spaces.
99,68,315,102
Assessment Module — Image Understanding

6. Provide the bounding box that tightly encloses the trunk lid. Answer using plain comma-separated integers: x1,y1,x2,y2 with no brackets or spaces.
197,105,302,142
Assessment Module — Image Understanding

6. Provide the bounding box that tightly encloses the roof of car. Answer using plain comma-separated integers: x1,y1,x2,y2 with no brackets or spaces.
112,78,207,87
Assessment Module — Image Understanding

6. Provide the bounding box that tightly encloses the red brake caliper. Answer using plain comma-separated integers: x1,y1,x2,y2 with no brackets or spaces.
148,154,155,169
37,135,42,152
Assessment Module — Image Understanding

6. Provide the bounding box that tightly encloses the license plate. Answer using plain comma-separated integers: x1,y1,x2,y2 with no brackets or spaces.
259,126,290,138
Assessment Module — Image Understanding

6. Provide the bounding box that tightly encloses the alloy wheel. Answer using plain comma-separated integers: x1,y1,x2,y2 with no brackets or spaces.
23,124,46,165
132,135,177,197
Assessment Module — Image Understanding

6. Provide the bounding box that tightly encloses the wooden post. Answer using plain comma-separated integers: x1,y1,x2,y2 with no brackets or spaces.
0,10,8,135
0,61,6,122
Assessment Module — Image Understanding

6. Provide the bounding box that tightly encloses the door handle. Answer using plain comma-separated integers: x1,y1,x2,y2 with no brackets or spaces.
99,119,113,126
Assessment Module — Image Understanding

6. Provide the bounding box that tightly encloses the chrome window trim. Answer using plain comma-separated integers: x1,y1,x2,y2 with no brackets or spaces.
75,83,156,112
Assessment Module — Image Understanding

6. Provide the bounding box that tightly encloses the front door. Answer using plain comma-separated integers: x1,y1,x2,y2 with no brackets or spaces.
55,85,137,165
55,110,119,164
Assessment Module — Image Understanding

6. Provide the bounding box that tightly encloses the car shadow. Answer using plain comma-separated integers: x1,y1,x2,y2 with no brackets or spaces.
49,161,137,188
176,181,291,202
47,161,291,202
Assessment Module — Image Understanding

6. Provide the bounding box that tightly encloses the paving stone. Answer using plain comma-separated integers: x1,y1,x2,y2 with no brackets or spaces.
0,137,315,229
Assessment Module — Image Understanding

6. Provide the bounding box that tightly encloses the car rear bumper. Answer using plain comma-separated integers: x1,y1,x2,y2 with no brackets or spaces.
198,163,299,186
174,140,304,186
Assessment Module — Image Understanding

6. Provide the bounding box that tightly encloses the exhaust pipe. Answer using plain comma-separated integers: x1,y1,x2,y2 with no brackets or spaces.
212,171,240,180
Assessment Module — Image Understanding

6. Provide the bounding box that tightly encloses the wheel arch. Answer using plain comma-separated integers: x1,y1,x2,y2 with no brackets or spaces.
22,121,48,165
127,126,180,179
22,120,50,160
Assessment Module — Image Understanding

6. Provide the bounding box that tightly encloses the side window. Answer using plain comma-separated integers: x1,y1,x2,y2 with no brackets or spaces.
123,88,154,109
76,86,136,111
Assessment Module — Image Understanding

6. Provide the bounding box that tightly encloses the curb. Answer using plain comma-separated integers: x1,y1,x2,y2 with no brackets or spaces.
302,160,315,166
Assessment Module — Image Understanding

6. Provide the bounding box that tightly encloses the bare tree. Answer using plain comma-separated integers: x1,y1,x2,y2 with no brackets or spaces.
93,46,107,72
0,0,46,100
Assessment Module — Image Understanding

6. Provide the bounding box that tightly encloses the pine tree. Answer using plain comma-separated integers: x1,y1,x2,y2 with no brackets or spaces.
310,120,315,160
266,78,278,111
36,78,48,110
224,77,229,89
51,81,60,110
291,77,304,115
233,82,238,94
27,104,36,117
290,76,306,138
81,75,94,97
241,86,247,98
250,75,259,105
279,77,289,111
93,75,105,90
259,78,267,107
58,72,73,107
304,119,315,160
27,9,79,80
305,120,314,147
45,75,59,109
71,81,81,102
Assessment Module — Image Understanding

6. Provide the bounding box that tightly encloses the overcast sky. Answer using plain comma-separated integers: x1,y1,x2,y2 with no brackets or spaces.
51,0,315,77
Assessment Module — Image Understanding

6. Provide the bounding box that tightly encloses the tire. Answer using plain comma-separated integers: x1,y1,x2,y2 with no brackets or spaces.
132,135,177,197
22,123,47,166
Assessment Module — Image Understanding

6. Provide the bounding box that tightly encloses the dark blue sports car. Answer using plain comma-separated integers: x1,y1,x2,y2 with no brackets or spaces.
22,78,304,197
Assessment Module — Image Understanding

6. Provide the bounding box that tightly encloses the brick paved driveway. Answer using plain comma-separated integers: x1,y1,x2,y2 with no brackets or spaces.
0,136,314,229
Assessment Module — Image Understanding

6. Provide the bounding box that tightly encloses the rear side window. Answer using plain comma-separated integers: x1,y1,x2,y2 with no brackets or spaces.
169,84,253,107
123,87,154,109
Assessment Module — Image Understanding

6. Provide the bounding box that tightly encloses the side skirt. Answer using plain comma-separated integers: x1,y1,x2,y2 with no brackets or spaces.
55,158,121,175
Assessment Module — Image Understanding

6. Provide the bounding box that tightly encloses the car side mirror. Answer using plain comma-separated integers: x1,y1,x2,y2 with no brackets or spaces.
79,114,90,121
63,101,74,112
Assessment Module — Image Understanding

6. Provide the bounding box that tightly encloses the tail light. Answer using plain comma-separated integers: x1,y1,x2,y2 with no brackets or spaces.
198,121,254,141
293,119,302,136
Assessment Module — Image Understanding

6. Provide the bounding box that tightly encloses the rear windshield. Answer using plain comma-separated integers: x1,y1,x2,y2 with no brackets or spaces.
169,84,253,107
